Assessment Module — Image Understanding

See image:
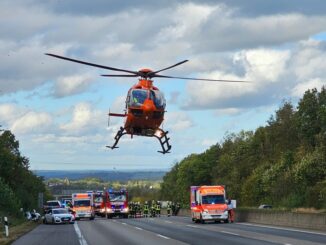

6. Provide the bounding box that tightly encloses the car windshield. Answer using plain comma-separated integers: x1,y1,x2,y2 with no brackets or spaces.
202,195,225,204
130,89,147,107
53,209,68,214
74,200,90,207
109,193,126,202
47,201,60,206
150,90,165,109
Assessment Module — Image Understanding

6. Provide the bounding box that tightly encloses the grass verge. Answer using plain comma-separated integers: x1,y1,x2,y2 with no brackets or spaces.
0,221,39,245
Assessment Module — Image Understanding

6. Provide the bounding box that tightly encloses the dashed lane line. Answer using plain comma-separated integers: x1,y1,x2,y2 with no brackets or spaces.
73,222,89,245
135,226,143,230
220,231,239,236
156,234,171,240
186,225,199,228
164,220,173,224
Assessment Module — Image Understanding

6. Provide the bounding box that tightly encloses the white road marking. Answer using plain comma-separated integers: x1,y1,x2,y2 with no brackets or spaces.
112,220,117,223
220,230,239,236
186,225,198,228
73,222,89,245
284,243,292,245
122,222,127,225
164,220,173,224
239,223,326,236
135,226,143,230
157,234,170,239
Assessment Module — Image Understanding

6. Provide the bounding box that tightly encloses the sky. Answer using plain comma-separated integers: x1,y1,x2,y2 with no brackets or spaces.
0,0,325,170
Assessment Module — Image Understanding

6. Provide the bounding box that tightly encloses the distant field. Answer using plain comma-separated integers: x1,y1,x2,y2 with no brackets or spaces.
33,170,167,181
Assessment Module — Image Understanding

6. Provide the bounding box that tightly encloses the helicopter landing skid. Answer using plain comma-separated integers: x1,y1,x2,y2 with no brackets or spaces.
106,126,127,150
153,129,172,154
106,127,172,154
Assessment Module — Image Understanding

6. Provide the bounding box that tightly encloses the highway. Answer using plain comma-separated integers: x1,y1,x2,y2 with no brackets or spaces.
13,216,326,245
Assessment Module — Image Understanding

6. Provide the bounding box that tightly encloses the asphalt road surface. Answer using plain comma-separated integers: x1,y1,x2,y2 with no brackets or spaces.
13,216,326,245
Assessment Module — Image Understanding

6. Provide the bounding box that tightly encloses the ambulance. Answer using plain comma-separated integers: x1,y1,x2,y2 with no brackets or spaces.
72,193,95,220
190,185,230,223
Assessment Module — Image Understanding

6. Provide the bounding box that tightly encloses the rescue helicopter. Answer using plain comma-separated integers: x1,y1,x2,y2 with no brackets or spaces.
45,53,247,154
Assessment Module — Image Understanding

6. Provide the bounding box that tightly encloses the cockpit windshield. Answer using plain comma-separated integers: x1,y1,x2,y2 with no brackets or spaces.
150,90,166,109
130,89,147,107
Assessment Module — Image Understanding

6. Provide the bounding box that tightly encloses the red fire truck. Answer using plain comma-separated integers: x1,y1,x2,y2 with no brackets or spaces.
98,189,129,218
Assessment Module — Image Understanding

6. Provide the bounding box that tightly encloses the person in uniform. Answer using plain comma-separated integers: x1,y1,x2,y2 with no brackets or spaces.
143,201,149,218
166,201,171,217
156,201,161,217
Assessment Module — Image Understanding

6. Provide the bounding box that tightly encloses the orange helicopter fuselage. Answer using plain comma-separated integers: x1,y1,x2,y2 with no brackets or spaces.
123,78,165,136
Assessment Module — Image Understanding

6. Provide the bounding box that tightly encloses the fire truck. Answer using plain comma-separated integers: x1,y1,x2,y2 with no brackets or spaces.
190,185,230,224
93,191,104,216
103,189,129,218
72,193,95,220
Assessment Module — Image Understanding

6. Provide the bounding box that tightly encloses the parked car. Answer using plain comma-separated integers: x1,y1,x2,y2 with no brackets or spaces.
258,204,272,209
43,208,75,224
43,200,62,213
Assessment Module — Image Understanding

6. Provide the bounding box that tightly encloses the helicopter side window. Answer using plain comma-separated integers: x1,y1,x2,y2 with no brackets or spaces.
130,89,147,107
150,90,166,109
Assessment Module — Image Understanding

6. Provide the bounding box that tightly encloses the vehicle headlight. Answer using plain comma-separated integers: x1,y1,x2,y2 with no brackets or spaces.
202,211,208,214
223,210,229,215
100,208,105,212
123,208,129,212
107,208,112,212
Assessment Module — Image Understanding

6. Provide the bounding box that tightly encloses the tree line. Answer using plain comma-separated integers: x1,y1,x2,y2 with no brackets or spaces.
160,87,326,209
0,130,50,216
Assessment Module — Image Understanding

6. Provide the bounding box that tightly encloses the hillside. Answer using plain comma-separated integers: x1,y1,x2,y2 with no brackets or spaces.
34,170,166,181
160,87,326,209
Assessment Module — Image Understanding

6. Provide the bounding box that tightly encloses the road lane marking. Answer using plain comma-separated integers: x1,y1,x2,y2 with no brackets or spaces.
135,226,143,230
186,225,199,228
122,222,127,225
164,220,173,224
220,231,239,236
157,234,170,239
73,222,89,245
112,220,117,223
239,223,326,236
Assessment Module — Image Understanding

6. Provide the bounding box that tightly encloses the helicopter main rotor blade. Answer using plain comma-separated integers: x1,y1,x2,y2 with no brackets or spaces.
101,74,138,77
45,53,138,75
153,74,251,83
149,60,189,76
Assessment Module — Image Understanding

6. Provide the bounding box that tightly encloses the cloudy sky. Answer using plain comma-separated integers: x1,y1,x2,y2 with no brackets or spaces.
1,0,325,170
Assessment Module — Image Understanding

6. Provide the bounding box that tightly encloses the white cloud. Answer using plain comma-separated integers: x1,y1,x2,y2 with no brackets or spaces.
60,102,104,134
291,78,325,97
53,73,95,97
165,112,194,131
11,111,52,134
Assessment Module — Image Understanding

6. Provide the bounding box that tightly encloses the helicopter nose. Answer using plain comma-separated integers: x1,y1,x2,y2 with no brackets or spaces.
143,99,155,112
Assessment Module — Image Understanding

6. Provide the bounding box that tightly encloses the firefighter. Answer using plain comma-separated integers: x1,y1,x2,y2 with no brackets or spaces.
129,202,134,218
166,201,171,217
151,200,156,217
175,202,181,216
227,198,235,223
143,201,149,218
171,202,176,216
156,201,161,217
136,202,141,218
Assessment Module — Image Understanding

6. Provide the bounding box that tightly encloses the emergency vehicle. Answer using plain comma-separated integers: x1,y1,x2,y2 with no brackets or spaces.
190,185,230,223
72,193,95,220
93,191,104,216
103,189,129,218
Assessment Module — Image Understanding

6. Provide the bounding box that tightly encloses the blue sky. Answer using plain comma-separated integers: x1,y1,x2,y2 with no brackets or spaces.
0,0,326,170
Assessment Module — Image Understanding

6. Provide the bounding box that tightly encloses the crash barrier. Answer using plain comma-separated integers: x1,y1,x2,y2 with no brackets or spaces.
163,209,326,231
236,209,326,231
